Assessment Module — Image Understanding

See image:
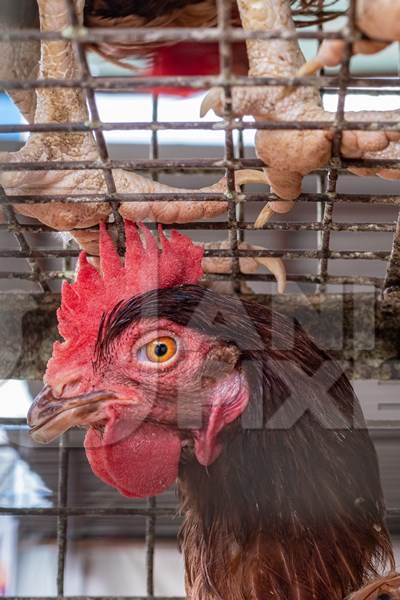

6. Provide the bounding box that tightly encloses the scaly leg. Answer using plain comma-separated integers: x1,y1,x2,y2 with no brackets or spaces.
202,240,286,294
0,0,267,242
0,0,111,230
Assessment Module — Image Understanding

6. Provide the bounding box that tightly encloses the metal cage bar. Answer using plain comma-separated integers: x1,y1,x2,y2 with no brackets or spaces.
1,0,400,598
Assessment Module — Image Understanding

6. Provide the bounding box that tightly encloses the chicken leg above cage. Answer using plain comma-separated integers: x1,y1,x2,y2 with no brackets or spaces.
300,0,400,74
201,0,400,226
0,0,268,235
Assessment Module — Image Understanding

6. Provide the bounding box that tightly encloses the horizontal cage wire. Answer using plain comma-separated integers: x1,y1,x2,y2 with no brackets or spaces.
0,0,399,295
0,0,400,599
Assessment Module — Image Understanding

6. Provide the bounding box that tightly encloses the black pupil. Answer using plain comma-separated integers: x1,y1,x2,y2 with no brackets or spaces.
155,343,169,357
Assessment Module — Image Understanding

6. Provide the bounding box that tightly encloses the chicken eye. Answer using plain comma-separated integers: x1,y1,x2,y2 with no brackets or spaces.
140,337,177,364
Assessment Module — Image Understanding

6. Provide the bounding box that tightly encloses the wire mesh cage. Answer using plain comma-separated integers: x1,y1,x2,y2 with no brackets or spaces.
0,0,399,297
0,0,400,598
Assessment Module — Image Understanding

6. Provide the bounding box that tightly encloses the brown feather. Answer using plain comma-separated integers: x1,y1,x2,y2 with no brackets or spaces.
293,0,341,27
102,286,394,600
84,0,220,62
84,0,340,65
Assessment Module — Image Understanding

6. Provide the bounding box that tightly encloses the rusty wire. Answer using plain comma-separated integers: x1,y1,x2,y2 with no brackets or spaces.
0,1,400,595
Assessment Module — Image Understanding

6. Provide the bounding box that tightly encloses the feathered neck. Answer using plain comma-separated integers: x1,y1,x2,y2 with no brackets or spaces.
179,424,392,600
174,291,393,600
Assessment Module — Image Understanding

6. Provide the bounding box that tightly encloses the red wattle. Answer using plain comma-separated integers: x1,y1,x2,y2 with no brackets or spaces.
194,371,250,466
84,408,182,498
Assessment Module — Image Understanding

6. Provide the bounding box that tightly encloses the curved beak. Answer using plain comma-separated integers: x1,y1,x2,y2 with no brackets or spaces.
28,385,118,444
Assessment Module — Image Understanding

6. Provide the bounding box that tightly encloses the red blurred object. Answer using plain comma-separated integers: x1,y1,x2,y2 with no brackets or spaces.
0,564,6,596
146,41,248,95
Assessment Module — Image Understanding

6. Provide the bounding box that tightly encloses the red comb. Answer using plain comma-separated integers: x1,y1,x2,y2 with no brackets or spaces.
45,222,204,384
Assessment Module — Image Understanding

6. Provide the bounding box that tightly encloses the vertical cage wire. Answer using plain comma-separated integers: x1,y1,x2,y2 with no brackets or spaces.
65,0,126,253
217,0,241,294
0,0,393,293
145,92,160,600
0,0,400,597
315,0,328,295
56,437,69,597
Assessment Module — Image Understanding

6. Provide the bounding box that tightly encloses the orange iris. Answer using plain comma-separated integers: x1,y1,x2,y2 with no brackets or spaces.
145,337,177,363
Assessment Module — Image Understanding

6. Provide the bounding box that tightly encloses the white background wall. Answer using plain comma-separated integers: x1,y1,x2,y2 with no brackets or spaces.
17,539,186,597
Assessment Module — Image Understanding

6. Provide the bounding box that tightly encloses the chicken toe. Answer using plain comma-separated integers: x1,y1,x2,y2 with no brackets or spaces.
299,0,400,74
298,39,390,77
118,169,266,224
203,240,286,294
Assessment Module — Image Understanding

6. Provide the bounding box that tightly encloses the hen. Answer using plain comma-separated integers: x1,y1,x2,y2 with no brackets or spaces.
28,222,394,600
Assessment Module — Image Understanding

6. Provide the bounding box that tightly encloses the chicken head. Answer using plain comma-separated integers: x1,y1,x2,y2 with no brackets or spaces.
28,222,250,497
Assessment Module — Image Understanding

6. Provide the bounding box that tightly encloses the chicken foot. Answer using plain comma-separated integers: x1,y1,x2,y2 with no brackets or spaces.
0,0,266,242
201,0,400,225
203,240,286,294
0,0,111,231
300,0,400,74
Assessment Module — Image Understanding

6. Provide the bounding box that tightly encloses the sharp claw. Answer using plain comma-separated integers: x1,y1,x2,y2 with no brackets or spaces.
261,199,295,218
296,58,323,77
255,255,287,294
254,204,275,228
235,169,266,187
200,88,223,118
202,241,286,294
